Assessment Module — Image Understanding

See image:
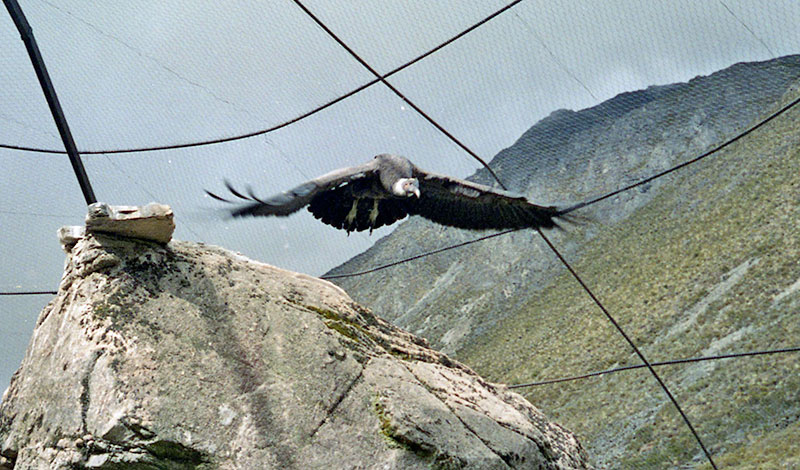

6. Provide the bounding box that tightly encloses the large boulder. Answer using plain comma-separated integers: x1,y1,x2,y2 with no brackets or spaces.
0,233,589,469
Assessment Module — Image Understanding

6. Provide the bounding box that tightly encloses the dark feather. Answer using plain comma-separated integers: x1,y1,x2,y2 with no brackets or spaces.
306,178,411,233
206,154,568,233
407,171,561,230
225,180,250,200
204,189,232,203
206,160,379,219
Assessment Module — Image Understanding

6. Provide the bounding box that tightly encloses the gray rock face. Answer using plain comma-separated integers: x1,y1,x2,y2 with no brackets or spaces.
59,202,176,252
85,202,176,244
0,234,589,469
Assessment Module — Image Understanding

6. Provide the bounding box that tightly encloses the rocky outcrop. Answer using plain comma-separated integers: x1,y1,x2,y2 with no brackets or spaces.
0,232,589,469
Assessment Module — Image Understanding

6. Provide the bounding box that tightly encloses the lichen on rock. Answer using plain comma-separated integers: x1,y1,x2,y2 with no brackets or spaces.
0,233,589,469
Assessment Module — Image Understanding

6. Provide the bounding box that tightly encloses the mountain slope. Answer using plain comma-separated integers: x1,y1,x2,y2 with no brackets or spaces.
328,56,800,467
328,55,800,355
459,85,800,467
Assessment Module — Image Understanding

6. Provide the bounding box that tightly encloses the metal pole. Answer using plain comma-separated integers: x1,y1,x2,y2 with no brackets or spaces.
3,0,97,205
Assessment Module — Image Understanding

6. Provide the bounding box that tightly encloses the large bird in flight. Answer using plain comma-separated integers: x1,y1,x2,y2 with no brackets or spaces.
206,154,566,233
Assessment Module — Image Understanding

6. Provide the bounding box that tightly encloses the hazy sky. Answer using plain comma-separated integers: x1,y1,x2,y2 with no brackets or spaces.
2,0,799,393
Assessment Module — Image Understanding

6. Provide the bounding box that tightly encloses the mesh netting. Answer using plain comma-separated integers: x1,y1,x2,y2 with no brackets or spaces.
2,1,800,467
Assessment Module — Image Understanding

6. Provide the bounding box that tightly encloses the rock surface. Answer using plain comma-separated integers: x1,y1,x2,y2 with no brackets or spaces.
0,233,589,469
85,202,175,244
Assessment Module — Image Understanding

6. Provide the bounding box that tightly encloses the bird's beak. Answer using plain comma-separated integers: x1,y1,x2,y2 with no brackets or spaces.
412,188,420,198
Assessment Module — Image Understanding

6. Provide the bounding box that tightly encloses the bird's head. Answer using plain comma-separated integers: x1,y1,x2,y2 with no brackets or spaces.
392,178,420,198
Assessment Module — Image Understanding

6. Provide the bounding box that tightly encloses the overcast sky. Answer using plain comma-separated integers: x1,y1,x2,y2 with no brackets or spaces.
2,0,799,394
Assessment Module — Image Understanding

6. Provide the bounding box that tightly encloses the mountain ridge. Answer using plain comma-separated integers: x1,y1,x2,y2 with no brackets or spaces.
328,55,800,468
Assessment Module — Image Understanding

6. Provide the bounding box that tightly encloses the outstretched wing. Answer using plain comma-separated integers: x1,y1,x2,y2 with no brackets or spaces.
409,167,563,230
205,159,380,218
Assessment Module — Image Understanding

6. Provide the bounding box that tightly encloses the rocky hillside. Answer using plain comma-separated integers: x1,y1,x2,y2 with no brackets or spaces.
0,231,589,470
328,55,800,468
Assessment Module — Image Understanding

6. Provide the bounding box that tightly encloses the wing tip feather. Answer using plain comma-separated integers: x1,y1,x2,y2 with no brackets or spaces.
204,189,231,203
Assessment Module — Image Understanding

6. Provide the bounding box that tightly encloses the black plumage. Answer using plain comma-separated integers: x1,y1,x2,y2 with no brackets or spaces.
206,154,565,233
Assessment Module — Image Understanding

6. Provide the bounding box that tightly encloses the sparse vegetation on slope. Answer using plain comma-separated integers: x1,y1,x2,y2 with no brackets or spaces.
458,88,800,468
332,56,800,468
